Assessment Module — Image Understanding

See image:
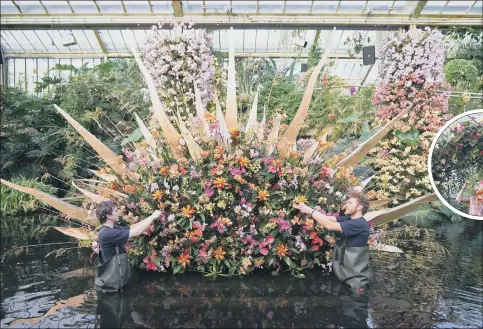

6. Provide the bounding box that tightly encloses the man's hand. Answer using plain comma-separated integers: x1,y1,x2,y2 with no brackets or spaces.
325,235,336,246
294,202,314,215
92,241,99,254
151,210,162,219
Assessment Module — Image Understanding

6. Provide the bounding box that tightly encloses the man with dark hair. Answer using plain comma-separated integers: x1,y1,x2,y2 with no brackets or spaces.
95,200,161,263
294,192,371,290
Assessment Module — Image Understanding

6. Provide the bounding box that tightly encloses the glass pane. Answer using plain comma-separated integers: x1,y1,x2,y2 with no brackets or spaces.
71,30,94,52
255,30,269,52
7,59,15,87
15,58,26,90
469,1,482,14
284,1,312,13
443,0,477,13
367,1,392,13
1,31,16,52
121,30,139,52
312,1,339,13
204,0,230,13
82,30,102,52
258,1,284,12
69,1,98,13
243,30,257,52
338,1,366,13
36,58,49,93
26,58,37,93
58,58,71,82
9,31,35,52
123,0,150,13
1,1,22,13
150,0,173,13
42,1,72,13
107,30,129,52
183,0,204,13
231,0,258,13
391,1,417,14
98,30,117,52
15,1,44,13
266,30,282,52
97,0,124,13
420,1,447,14
133,30,148,50
22,30,47,52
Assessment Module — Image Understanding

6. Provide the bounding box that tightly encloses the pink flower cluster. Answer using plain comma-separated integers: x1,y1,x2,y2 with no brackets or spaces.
378,27,445,85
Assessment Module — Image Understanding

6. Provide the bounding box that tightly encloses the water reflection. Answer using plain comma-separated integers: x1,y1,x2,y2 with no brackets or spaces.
1,220,482,328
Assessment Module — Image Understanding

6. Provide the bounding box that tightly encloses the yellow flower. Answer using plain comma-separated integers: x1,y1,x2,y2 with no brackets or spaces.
239,157,250,167
152,190,163,201
258,190,270,201
294,195,307,204
276,243,288,259
178,253,191,267
214,247,226,260
181,205,195,218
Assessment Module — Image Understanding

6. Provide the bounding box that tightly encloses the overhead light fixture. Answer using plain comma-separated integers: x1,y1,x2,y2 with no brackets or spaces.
61,32,77,47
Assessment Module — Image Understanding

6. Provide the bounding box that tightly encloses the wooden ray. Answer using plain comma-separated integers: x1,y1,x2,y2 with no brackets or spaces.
265,113,282,156
256,105,267,142
134,112,157,151
366,194,438,227
9,290,94,327
58,268,95,280
336,106,411,168
194,83,211,139
1,179,92,226
245,85,260,133
277,27,336,157
88,169,117,183
176,112,203,163
214,92,232,145
302,141,319,165
72,181,105,204
54,105,137,182
225,27,238,131
83,182,128,199
127,39,183,158
54,226,93,240
369,198,392,209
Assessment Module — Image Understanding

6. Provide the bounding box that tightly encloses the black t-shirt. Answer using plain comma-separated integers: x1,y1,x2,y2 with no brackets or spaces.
98,225,130,263
335,216,370,247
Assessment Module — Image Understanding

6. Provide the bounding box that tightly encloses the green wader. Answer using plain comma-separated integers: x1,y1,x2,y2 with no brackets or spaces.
332,239,370,290
94,245,132,293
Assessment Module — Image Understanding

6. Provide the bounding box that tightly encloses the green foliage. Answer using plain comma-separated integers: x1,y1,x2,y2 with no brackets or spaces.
1,86,68,180
1,176,57,216
259,74,375,138
443,59,479,90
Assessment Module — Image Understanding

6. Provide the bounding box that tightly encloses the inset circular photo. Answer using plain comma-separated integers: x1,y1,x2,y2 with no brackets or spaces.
429,109,483,220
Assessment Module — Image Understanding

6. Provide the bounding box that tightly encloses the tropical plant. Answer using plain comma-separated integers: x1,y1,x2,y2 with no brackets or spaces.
1,28,437,277
367,28,451,205
444,59,479,91
142,21,216,121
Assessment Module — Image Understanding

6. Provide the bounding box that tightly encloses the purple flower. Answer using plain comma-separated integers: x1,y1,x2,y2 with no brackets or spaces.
349,86,357,95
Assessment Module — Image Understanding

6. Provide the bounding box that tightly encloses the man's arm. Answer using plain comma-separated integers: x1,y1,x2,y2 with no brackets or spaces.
294,203,342,232
312,210,343,232
129,210,161,238
456,182,469,203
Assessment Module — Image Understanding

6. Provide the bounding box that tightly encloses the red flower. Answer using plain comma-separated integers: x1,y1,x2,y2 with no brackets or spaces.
259,248,268,256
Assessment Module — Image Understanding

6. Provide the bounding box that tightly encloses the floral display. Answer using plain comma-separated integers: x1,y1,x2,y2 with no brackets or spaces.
367,28,451,204
377,27,445,85
142,21,217,121
1,27,437,278
431,115,483,200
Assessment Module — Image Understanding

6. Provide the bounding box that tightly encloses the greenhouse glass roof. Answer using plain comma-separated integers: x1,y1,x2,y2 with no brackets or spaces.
1,1,481,91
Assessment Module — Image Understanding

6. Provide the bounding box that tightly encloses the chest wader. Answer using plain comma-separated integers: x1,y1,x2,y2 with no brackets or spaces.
94,244,132,293
332,239,370,290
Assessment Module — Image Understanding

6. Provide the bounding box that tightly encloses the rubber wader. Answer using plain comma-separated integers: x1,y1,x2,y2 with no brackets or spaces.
332,239,370,290
94,244,132,293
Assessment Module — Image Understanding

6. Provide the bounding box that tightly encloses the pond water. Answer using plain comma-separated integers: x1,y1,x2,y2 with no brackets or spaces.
1,219,482,328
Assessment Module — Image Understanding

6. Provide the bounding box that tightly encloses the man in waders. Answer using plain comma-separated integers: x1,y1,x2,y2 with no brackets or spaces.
295,192,371,291
92,200,161,292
